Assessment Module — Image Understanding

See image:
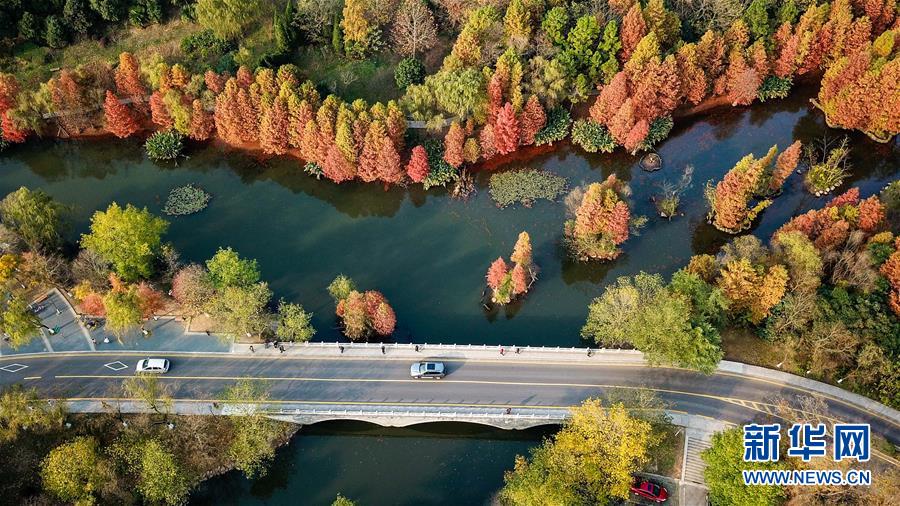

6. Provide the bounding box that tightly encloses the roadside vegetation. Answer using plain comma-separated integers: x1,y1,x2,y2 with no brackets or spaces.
0,379,295,505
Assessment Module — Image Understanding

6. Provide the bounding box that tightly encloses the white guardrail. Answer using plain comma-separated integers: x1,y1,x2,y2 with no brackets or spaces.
269,408,568,421
280,341,640,353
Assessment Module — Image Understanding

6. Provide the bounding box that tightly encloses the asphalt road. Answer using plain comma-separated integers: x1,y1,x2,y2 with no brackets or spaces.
2,352,898,444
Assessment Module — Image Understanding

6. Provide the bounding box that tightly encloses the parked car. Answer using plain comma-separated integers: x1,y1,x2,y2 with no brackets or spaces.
136,358,170,374
410,361,445,379
631,478,668,503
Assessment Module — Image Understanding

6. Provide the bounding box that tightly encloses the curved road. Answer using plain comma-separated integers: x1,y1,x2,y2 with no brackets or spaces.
1,352,898,445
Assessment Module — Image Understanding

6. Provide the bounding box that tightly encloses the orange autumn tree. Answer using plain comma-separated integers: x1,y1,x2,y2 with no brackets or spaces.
406,145,429,183
259,96,290,155
485,231,537,305
103,91,141,138
564,175,633,261
493,102,520,155
881,239,900,315
717,258,789,324
188,100,214,141
706,144,796,234
443,121,465,168
519,95,546,146
329,275,396,340
776,187,886,252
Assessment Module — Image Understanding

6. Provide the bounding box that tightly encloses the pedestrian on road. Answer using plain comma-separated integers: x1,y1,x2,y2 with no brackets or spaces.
250,345,255,353
415,345,419,352
91,337,97,345
205,330,210,336
500,348,505,355
381,345,385,354
279,345,285,353
587,349,593,357
339,345,345,354
505,408,511,415
515,347,521,354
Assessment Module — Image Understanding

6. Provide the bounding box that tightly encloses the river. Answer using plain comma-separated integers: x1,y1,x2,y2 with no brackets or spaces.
1,88,897,504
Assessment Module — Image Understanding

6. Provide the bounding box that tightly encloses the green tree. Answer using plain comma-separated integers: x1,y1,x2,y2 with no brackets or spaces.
0,186,65,251
81,203,169,281
123,374,172,415
1,294,42,349
134,439,190,505
395,57,426,89
63,0,92,36
17,12,39,41
206,282,272,338
328,274,356,302
703,427,785,506
90,0,125,22
195,0,261,39
103,285,142,338
41,436,110,505
581,273,723,373
273,0,296,54
0,385,66,442
44,16,68,49
500,400,656,505
541,7,568,46
744,0,770,40
275,300,315,342
206,247,260,289
332,494,357,506
223,380,283,478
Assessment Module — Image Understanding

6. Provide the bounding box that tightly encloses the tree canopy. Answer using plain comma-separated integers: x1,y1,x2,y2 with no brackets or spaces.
80,203,168,281
0,186,64,251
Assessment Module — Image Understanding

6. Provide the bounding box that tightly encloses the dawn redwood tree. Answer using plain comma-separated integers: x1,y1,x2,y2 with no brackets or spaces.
236,88,259,142
377,140,404,184
149,91,173,129
769,141,802,192
259,97,290,155
620,4,647,61
486,257,508,290
487,72,504,125
717,259,789,323
287,97,314,149
520,95,546,146
114,52,146,104
204,70,225,94
103,91,141,138
0,73,19,113
676,44,708,104
725,51,760,106
708,149,774,233
565,175,632,261
300,120,320,163
359,121,387,183
323,143,356,183
188,100,214,141
214,80,243,145
406,145,429,183
493,102,520,155
443,121,465,167
590,72,628,125
463,138,481,163
479,123,498,160
1,112,27,143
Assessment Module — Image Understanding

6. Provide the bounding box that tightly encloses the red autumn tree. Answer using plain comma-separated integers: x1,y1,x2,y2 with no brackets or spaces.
623,119,650,153
288,99,314,149
188,100,214,140
769,141,802,192
443,121,465,167
236,66,254,88
725,51,760,106
486,257,508,289
103,90,141,138
323,142,356,183
493,102,520,155
236,88,259,142
114,52,146,103
565,175,632,261
377,140,404,184
487,71,505,125
675,44,708,105
300,120,320,163
214,80,242,144
607,98,637,146
204,70,225,94
590,72,628,125
370,300,397,335
149,91,173,128
259,97,290,155
136,281,165,318
0,73,19,113
620,4,647,60
520,95,546,146
773,24,798,78
80,292,106,316
406,145,429,183
479,123,498,160
857,196,886,233
1,112,27,143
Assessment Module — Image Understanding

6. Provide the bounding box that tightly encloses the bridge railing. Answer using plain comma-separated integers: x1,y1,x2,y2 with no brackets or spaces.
268,407,569,421
285,341,641,354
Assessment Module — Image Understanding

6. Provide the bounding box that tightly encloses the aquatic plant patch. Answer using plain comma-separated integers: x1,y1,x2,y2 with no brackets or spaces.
489,169,568,208
163,184,212,216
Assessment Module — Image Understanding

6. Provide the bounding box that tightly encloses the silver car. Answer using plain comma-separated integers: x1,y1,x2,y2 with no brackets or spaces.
136,358,170,374
410,361,445,379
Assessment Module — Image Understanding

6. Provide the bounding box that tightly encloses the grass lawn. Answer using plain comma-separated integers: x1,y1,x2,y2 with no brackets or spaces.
720,326,784,368
293,46,402,104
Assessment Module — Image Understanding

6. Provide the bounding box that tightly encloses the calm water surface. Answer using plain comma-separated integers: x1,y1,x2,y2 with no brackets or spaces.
1,89,897,505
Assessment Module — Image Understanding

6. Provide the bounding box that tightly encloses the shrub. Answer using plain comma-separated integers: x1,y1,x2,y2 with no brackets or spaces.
394,57,426,89
303,162,324,179
758,76,792,102
181,30,234,63
534,107,571,146
45,15,67,49
489,169,568,208
422,139,458,190
571,119,616,153
639,116,674,151
163,184,211,216
145,131,184,162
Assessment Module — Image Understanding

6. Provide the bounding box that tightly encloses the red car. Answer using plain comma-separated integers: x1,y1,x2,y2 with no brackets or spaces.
631,478,669,503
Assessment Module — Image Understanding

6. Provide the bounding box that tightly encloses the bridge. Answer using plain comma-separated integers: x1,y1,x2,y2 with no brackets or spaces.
2,343,898,448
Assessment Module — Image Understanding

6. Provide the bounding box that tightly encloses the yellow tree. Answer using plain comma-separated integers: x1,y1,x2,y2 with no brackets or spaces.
341,0,372,57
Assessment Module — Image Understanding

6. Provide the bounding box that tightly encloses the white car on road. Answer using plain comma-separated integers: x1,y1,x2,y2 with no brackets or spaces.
136,358,170,374
410,361,445,379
